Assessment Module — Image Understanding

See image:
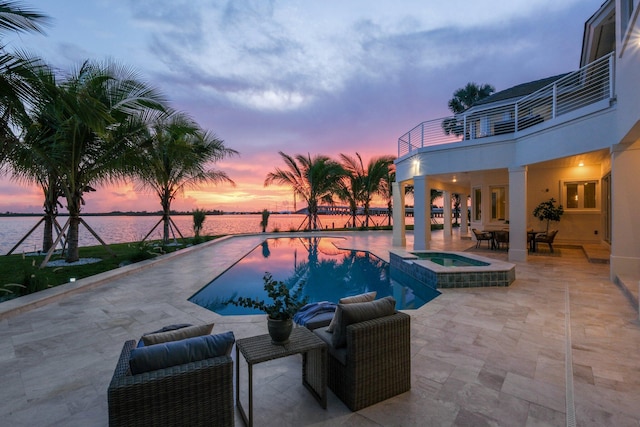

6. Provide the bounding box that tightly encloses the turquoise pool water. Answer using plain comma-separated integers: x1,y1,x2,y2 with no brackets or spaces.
189,237,439,315
410,252,490,267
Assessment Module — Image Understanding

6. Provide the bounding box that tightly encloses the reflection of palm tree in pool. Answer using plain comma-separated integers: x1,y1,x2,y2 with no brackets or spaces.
261,240,271,258
288,247,389,302
340,251,388,292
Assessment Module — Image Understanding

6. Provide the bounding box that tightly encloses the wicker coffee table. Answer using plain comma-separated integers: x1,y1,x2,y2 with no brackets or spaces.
235,327,327,426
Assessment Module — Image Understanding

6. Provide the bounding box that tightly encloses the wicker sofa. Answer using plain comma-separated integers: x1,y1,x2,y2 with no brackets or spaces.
314,310,411,411
107,339,234,427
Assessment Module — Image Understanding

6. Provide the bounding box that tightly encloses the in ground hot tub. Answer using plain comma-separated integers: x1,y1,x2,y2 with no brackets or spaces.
389,250,515,289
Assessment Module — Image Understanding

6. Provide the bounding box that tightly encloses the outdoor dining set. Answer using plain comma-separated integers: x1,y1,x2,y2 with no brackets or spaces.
472,228,558,252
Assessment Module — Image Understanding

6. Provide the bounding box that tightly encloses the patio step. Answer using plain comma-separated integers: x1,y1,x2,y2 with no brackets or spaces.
580,243,610,264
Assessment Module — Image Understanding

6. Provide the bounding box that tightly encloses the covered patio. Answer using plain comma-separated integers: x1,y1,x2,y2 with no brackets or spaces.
1,229,639,426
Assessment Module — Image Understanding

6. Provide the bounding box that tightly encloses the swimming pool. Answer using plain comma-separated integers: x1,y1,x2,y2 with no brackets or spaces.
189,237,439,315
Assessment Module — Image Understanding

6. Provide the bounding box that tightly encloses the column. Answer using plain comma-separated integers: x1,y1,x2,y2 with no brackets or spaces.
610,141,640,280
443,191,452,241
413,176,431,250
392,181,406,247
460,195,469,235
508,166,528,262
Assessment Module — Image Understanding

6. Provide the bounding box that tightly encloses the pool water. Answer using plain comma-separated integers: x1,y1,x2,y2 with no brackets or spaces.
189,237,439,315
410,252,490,267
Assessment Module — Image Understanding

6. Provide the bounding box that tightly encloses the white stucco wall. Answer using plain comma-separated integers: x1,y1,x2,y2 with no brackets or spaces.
527,164,603,243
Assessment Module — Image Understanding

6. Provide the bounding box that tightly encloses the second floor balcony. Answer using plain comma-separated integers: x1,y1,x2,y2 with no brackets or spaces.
398,52,615,158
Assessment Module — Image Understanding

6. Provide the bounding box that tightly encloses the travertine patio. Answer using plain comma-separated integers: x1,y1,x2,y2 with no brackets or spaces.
1,230,639,426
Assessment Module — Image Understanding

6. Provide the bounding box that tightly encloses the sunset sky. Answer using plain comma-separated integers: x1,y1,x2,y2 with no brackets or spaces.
1,0,603,213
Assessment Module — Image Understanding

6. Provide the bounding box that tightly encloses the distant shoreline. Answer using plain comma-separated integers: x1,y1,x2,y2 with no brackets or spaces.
0,211,292,217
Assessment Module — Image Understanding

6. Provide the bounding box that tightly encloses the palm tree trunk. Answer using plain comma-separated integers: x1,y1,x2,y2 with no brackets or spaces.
163,211,170,243
43,214,54,252
65,193,83,262
161,195,171,243
387,201,392,227
66,214,81,263
364,203,370,228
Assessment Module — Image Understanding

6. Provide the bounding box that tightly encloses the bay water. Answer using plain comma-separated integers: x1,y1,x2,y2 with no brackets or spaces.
0,213,405,255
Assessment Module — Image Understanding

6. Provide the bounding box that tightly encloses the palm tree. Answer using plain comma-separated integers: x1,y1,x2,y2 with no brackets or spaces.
0,2,50,159
265,152,345,230
452,193,461,225
339,153,395,228
335,168,362,228
379,165,395,226
22,60,166,262
442,82,495,136
133,110,237,244
0,2,49,34
447,82,495,114
0,4,53,252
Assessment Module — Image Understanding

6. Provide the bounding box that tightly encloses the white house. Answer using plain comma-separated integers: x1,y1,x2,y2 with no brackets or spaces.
392,0,640,283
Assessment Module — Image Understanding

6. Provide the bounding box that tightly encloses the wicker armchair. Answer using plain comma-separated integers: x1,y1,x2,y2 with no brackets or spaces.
108,340,234,427
323,312,411,411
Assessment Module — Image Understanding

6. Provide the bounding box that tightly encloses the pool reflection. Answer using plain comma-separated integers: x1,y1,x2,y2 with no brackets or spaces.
189,237,439,315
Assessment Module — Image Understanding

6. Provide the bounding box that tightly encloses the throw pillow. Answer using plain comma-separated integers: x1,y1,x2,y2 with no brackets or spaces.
331,296,396,349
129,330,235,375
141,323,214,346
136,323,193,347
326,291,376,333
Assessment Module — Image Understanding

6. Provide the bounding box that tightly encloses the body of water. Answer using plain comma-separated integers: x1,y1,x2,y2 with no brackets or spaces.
0,213,410,255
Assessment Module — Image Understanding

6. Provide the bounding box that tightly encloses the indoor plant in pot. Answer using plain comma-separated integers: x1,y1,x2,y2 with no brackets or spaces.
228,272,309,345
533,198,564,233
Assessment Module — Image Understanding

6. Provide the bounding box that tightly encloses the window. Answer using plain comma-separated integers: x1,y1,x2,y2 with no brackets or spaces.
473,187,481,221
490,186,507,221
563,180,598,210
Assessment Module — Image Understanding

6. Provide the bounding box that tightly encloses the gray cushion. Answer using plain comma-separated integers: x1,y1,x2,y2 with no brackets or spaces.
331,296,396,349
141,323,214,346
129,331,235,375
326,291,377,333
313,327,347,365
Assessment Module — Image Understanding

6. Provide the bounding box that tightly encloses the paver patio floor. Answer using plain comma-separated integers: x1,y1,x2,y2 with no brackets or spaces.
1,230,639,426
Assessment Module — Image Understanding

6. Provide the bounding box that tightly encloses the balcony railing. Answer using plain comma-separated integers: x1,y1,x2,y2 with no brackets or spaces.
398,52,614,157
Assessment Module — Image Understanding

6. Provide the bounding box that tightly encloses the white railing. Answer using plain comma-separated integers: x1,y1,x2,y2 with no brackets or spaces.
398,52,614,157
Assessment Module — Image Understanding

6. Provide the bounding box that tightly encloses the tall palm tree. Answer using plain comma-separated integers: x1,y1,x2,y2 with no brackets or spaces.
447,82,495,114
442,82,495,136
339,153,395,228
132,110,237,244
0,5,57,253
0,1,49,157
23,60,166,262
265,152,345,230
335,167,362,228
0,2,50,157
379,165,395,226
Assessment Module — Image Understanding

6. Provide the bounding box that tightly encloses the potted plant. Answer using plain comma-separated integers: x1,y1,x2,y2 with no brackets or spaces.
533,198,564,233
227,272,309,345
